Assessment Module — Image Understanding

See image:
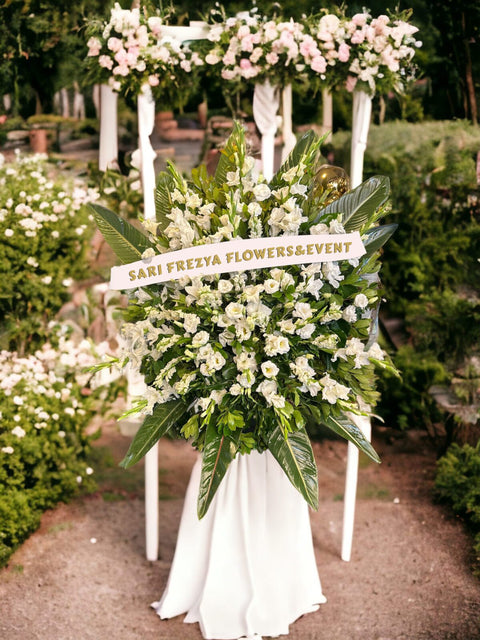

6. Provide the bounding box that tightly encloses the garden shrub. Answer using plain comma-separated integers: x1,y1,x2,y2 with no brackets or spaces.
435,441,480,575
331,121,480,438
0,323,111,568
0,152,100,353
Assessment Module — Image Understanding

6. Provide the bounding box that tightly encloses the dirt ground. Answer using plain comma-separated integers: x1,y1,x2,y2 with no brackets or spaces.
1,421,479,640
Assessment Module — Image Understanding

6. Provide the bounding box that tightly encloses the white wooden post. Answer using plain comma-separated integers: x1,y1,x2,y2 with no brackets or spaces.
342,89,373,562
99,84,118,171
253,81,280,181
321,88,333,142
137,24,208,561
281,85,296,162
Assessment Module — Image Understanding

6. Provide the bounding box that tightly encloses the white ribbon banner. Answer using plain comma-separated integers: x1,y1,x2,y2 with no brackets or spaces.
110,232,365,290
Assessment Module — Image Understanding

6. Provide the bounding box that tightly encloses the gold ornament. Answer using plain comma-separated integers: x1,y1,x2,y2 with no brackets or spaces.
314,164,350,205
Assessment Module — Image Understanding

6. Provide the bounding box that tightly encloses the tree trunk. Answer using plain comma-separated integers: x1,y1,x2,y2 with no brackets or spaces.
462,12,478,125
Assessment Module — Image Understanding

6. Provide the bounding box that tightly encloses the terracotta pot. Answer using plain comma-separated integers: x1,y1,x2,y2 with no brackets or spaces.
29,128,48,153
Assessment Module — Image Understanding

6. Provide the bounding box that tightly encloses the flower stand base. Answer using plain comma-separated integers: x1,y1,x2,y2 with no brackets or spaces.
152,450,326,640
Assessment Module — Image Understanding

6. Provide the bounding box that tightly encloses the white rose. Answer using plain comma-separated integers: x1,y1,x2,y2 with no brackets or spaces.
342,305,357,322
11,426,26,438
218,279,233,294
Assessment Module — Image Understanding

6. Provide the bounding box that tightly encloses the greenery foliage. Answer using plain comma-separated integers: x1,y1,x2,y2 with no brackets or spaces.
331,120,480,436
434,441,480,574
0,324,107,568
0,152,99,353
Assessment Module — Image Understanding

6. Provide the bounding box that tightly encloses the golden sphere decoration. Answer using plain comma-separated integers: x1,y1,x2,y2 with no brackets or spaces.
314,164,350,205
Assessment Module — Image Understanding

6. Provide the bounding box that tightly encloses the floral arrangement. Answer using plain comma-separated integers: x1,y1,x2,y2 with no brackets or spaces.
0,151,100,353
0,322,109,567
341,10,421,95
202,7,312,90
90,124,398,517
85,2,203,106
201,6,420,96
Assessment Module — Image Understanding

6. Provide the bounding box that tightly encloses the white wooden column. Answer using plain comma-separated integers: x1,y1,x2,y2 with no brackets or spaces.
281,85,296,162
253,81,280,181
342,89,373,562
99,84,118,171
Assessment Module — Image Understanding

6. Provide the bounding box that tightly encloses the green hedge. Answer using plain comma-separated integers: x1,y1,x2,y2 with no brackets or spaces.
435,441,480,575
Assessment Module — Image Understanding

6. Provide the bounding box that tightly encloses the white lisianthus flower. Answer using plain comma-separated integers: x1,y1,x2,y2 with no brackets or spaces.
354,293,369,308
192,331,209,348
261,360,279,378
183,313,201,334
229,383,243,396
264,334,290,356
296,323,315,339
11,426,26,438
141,248,156,260
293,302,313,320
310,223,328,234
263,278,280,294
2,447,14,454
253,183,271,201
41,276,52,285
342,305,357,322
277,319,296,334
225,302,244,320
217,279,233,294
329,218,345,234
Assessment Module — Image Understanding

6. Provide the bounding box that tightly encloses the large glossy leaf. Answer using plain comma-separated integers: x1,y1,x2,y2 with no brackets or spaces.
270,130,317,187
197,423,241,518
214,122,245,188
155,172,175,233
266,425,318,510
309,176,390,232
321,413,381,463
89,203,153,264
363,223,398,257
120,400,188,468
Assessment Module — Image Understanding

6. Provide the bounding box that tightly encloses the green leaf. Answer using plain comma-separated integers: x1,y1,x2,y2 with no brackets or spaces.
155,172,175,233
321,413,381,463
214,122,245,188
309,176,390,232
270,130,317,187
119,400,188,468
363,223,398,257
197,422,241,518
266,425,318,510
88,203,153,264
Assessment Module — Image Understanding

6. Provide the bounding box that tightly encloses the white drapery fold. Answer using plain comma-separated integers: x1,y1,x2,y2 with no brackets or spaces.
153,450,326,640
137,85,157,220
99,84,118,171
253,81,280,182
350,90,372,188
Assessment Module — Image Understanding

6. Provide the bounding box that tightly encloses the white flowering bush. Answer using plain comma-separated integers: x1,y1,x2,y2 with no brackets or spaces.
0,151,100,352
90,124,398,517
0,323,110,567
85,3,203,107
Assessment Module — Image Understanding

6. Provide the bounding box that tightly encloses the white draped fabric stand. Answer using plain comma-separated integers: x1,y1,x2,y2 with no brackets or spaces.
153,450,326,640
253,81,280,182
98,84,119,171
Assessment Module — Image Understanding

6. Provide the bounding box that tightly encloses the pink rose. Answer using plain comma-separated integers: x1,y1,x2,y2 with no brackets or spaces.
87,37,102,57
239,58,252,70
99,55,114,70
148,75,159,86
345,75,358,92
311,55,327,73
338,43,350,63
107,37,123,53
